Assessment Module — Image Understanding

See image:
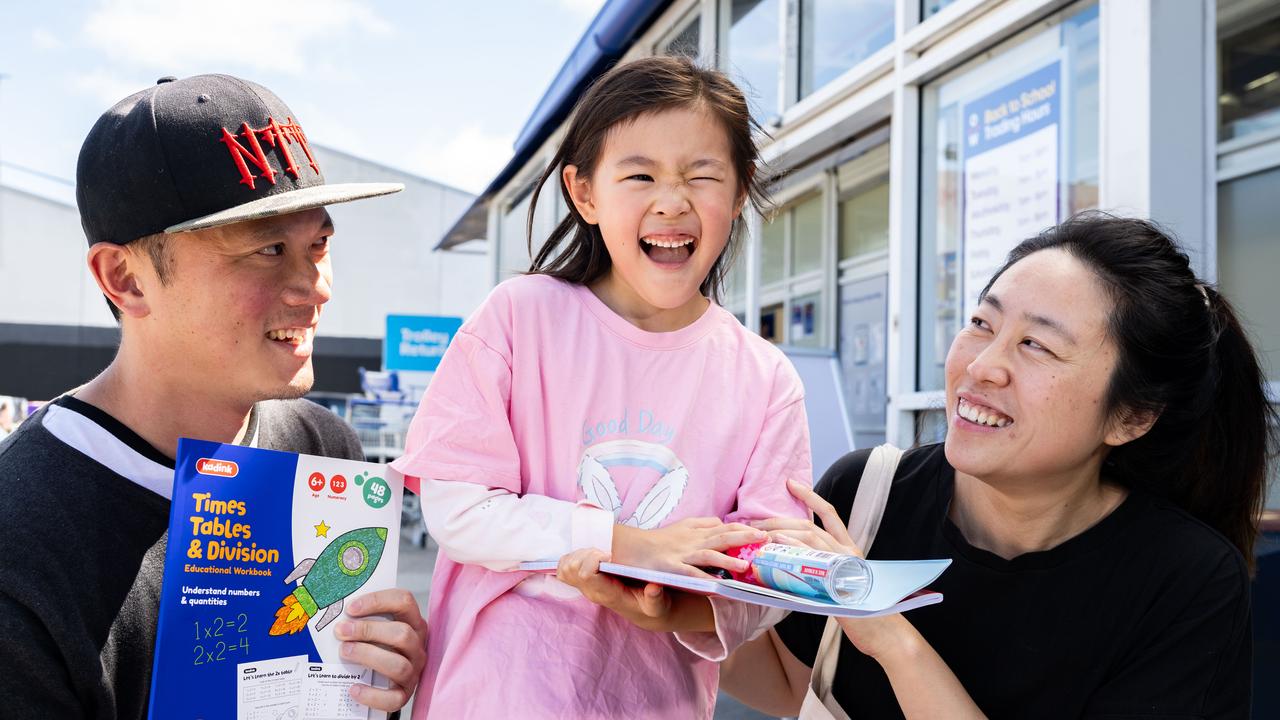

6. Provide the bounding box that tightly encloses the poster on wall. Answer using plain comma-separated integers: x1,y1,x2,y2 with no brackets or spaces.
838,275,888,449
961,60,1062,321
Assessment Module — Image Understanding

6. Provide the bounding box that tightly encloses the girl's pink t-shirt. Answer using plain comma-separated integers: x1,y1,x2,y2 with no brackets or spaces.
393,275,812,719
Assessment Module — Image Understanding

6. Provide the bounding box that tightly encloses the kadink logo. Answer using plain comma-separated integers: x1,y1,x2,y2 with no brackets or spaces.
195,458,238,478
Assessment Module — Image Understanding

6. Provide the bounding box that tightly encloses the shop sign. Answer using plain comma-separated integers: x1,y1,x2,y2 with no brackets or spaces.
383,315,462,372
961,60,1062,320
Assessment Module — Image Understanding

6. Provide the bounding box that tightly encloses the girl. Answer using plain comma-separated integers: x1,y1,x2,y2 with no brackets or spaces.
562,214,1274,717
392,56,811,719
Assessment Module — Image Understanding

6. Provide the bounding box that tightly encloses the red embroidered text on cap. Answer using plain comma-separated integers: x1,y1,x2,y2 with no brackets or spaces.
218,117,319,190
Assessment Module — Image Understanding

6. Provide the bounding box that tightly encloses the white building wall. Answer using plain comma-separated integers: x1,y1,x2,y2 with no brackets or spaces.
311,146,488,339
0,183,111,329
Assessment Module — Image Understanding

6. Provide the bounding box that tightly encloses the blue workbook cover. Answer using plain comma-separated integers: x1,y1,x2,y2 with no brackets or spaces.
149,439,403,720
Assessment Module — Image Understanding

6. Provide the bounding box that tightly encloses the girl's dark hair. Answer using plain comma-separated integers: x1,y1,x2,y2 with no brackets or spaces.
981,212,1276,569
525,56,768,302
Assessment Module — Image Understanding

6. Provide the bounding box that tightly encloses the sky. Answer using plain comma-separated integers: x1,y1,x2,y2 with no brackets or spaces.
0,0,608,197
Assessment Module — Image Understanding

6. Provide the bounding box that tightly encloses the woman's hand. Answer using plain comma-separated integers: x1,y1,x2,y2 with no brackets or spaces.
555,548,715,633
747,479,864,557
747,481,986,716
611,517,766,578
750,479,909,660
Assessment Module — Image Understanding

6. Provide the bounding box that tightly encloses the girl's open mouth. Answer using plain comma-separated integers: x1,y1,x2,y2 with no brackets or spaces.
641,234,697,264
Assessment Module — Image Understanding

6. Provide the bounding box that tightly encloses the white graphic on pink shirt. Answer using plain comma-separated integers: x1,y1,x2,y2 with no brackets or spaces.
577,439,689,528
515,439,692,600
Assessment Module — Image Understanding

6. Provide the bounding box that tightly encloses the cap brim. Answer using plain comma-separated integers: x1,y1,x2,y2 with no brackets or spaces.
164,182,404,234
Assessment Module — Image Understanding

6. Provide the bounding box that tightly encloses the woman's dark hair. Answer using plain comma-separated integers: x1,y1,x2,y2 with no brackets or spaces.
524,56,768,302
981,212,1276,569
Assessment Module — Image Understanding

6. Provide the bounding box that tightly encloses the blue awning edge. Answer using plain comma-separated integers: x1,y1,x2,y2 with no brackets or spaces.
435,0,671,250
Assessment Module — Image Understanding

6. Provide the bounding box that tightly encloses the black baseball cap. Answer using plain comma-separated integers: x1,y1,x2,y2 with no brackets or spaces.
76,74,402,245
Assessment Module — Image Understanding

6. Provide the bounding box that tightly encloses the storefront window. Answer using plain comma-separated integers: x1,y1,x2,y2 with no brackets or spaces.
1218,167,1280,384
758,190,827,348
729,0,781,122
791,193,824,275
760,212,786,286
917,3,1099,390
798,0,894,100
1219,8,1280,141
839,180,889,260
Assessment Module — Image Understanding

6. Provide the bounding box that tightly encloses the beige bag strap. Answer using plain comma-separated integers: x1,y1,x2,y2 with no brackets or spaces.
846,444,902,552
798,444,904,720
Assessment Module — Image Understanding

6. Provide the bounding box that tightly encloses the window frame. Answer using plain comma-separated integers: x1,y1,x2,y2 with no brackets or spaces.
1216,1,1280,405
760,177,835,349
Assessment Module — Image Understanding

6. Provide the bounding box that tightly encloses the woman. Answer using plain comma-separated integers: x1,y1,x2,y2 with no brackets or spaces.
557,214,1274,717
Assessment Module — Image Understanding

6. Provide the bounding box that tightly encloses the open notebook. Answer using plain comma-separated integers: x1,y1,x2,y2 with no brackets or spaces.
518,558,951,618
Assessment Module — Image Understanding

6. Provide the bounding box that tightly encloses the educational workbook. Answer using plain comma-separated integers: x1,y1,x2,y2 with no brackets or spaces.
149,439,404,720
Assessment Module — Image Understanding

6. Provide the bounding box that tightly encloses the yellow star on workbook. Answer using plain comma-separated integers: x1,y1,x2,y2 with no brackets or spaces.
314,520,330,538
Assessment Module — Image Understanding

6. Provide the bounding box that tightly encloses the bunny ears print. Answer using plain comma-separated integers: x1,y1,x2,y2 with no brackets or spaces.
577,439,689,529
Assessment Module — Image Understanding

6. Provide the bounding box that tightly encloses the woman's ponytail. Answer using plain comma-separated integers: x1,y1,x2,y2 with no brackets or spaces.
1183,287,1276,569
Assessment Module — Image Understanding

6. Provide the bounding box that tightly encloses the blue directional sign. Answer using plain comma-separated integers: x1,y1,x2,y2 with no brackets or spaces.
383,315,462,372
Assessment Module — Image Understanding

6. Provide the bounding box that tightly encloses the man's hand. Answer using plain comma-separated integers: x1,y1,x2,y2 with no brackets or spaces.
334,588,427,711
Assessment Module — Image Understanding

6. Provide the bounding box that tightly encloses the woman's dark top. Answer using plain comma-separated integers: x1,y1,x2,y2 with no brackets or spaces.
773,443,1251,719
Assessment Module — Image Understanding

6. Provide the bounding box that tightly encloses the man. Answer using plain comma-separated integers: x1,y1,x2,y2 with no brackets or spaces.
0,397,14,438
0,75,426,718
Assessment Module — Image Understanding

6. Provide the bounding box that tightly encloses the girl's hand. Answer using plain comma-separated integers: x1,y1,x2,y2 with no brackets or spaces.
555,548,714,633
612,517,767,578
747,479,865,557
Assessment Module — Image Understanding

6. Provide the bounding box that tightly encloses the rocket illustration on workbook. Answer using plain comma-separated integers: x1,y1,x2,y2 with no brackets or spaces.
148,440,404,720
270,526,389,635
